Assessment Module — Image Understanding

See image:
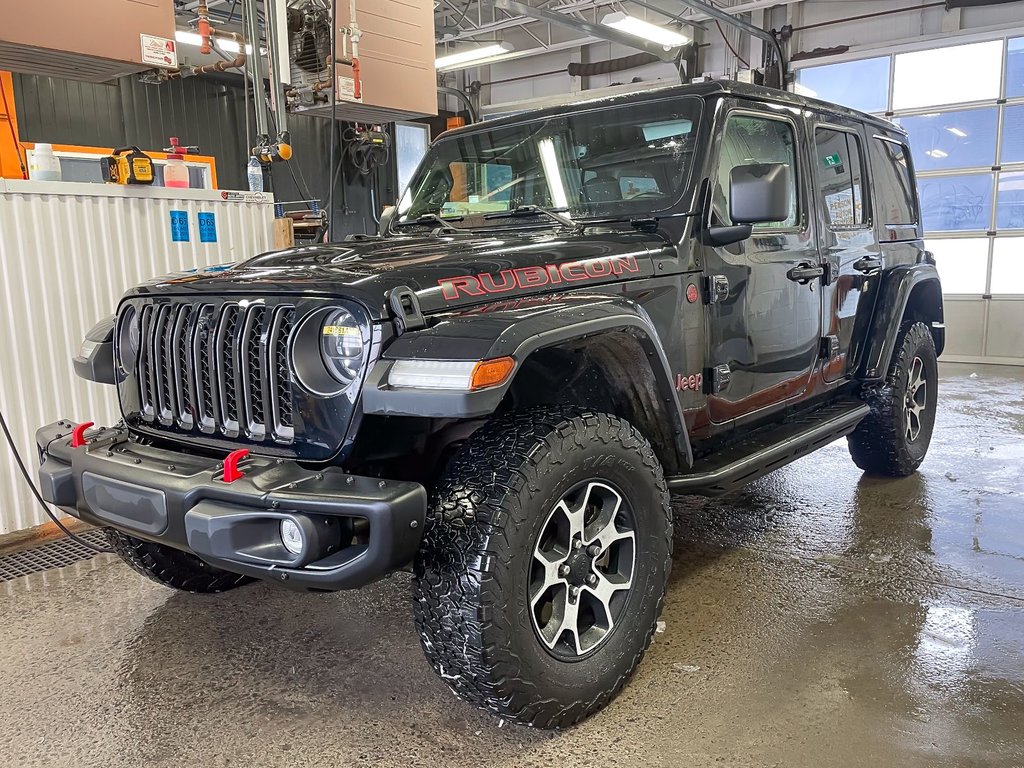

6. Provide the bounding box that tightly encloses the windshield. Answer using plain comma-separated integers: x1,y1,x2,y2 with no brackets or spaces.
396,96,703,228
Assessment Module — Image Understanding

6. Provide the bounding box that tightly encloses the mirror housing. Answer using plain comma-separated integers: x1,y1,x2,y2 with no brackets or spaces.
729,163,791,224
378,205,398,237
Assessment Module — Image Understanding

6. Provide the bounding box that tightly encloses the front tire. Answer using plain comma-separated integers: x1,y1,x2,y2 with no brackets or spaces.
848,321,938,476
105,529,252,593
413,408,672,728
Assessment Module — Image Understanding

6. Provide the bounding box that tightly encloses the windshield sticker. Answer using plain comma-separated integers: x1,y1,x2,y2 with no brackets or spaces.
438,255,640,300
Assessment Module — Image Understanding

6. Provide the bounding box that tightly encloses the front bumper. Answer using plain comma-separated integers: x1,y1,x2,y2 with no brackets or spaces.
36,421,427,591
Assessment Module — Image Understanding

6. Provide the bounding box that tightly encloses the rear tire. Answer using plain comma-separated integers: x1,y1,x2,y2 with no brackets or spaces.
104,529,252,593
413,408,672,728
848,321,938,476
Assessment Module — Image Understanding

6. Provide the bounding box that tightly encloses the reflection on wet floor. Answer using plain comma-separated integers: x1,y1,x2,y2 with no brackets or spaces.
1,363,1022,767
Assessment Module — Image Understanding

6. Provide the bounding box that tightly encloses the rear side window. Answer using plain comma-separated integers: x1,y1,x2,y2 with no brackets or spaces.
715,114,799,229
872,138,917,227
814,128,866,227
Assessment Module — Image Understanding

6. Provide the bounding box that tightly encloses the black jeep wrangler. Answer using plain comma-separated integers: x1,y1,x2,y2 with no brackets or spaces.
38,81,942,728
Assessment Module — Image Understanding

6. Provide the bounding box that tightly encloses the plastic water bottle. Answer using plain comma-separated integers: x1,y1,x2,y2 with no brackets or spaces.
247,156,264,192
29,143,62,182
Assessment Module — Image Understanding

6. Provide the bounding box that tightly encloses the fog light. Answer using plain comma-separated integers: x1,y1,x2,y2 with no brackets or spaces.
280,518,304,555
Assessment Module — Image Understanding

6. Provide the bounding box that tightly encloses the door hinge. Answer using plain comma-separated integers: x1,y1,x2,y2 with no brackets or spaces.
820,335,840,359
703,275,730,304
704,364,732,394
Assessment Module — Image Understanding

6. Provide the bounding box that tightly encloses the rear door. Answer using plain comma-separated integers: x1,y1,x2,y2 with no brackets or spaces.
701,103,822,425
809,120,881,381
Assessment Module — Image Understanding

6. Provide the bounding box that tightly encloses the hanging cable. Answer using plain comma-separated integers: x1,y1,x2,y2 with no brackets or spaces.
0,406,112,554
714,18,749,69
327,0,338,241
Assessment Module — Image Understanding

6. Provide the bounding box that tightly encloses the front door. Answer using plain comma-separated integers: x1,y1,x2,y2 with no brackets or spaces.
702,105,822,425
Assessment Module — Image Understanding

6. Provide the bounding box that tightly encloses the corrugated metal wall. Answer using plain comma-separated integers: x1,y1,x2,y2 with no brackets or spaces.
12,71,394,233
0,179,276,534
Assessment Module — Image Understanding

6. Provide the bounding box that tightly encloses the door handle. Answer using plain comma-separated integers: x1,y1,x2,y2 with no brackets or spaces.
853,256,883,274
787,263,824,284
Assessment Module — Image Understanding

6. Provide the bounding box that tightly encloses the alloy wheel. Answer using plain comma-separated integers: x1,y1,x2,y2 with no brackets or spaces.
905,355,928,442
529,481,637,660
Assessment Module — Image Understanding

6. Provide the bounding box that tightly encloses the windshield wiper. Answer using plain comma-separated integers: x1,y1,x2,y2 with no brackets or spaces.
393,213,466,234
484,205,581,231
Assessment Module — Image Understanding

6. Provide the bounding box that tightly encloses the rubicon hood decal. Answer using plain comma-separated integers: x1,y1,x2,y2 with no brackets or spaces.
125,231,662,319
437,254,641,300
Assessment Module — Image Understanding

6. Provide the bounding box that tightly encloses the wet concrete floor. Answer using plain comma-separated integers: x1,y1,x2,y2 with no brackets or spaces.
1,362,1022,767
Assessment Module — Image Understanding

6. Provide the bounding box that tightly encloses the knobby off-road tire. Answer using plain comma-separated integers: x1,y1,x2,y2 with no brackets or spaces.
104,528,252,593
413,408,672,729
848,321,938,477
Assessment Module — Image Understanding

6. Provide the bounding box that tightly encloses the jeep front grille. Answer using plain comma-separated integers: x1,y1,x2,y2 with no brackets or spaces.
134,301,296,444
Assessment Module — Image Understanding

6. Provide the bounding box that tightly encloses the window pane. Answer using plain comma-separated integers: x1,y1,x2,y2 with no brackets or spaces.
715,115,798,228
990,238,1024,293
996,172,1024,230
897,108,998,171
396,123,430,197
1001,105,1024,165
814,128,865,227
796,57,890,113
1007,37,1024,99
926,237,989,294
919,173,993,232
871,139,916,226
893,40,1003,109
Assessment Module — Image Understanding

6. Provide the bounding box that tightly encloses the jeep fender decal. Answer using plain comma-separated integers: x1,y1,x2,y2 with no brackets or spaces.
437,254,641,301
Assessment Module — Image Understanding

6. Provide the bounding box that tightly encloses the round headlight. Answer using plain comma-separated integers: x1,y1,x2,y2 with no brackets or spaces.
116,305,140,372
319,308,365,388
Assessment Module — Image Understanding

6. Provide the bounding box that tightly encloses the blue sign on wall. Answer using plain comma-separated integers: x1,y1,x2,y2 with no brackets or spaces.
198,211,217,243
169,210,190,242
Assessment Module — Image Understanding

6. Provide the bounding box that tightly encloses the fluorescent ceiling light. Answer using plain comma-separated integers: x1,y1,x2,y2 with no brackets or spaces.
175,30,203,47
601,12,689,51
946,126,967,138
436,43,514,71
926,149,949,159
175,29,265,55
538,138,569,210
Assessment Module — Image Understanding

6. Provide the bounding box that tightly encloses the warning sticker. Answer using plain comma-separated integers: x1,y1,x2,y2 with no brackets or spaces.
337,75,362,103
141,34,178,69
169,210,190,243
198,212,217,243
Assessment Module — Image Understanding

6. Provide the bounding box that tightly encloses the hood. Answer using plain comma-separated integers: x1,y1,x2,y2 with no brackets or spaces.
127,229,664,320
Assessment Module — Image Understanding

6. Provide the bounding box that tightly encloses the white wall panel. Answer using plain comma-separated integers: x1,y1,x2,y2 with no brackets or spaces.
0,180,275,534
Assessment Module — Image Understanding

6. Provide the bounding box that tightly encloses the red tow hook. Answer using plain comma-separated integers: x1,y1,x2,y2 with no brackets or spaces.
70,422,95,448
222,448,250,483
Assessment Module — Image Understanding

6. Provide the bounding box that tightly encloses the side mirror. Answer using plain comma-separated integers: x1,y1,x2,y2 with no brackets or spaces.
729,163,791,224
378,205,398,237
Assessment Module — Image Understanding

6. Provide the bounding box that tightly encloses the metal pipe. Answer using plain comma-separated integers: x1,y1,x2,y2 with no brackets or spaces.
263,0,289,137
243,0,270,144
670,0,786,86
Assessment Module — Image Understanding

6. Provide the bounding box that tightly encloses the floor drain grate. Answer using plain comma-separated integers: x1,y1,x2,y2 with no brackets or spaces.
0,529,109,583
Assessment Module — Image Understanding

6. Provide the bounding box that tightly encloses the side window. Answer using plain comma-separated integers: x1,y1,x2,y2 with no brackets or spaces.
715,114,799,229
814,127,867,228
871,138,917,226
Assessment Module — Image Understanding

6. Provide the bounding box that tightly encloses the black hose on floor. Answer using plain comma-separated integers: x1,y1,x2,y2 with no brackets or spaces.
0,406,112,554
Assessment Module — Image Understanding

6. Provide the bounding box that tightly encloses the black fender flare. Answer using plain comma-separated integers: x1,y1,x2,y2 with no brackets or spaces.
859,263,944,381
361,294,692,467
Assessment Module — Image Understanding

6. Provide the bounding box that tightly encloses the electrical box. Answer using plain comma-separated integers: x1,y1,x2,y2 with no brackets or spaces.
287,0,437,122
0,0,175,83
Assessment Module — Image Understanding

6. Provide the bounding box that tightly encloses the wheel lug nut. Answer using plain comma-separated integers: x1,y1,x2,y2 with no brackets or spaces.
569,586,580,599
572,539,583,550
586,574,598,586
558,564,571,578
586,544,601,557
